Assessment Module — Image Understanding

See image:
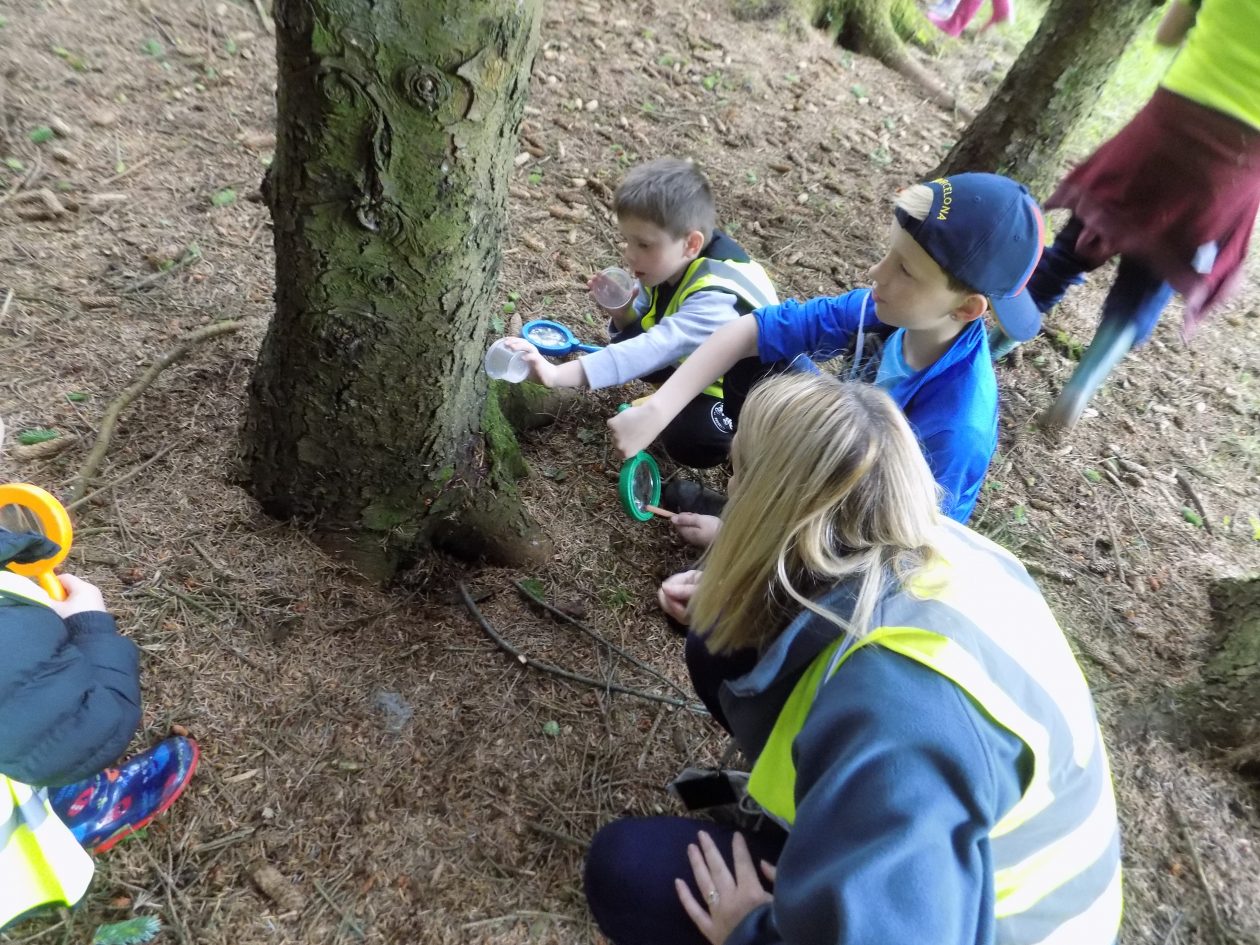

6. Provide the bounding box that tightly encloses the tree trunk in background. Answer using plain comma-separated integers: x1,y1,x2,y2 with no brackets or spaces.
812,0,965,116
933,0,1152,198
244,0,547,579
1177,576,1260,774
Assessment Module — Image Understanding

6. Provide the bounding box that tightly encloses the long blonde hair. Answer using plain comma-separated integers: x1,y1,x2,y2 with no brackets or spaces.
689,373,942,654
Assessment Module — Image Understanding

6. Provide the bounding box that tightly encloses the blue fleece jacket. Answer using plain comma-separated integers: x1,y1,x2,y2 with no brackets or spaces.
719,580,1027,945
0,574,141,788
754,288,998,522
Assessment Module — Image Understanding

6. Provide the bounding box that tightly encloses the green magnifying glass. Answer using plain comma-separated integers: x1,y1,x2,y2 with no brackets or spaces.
615,404,670,522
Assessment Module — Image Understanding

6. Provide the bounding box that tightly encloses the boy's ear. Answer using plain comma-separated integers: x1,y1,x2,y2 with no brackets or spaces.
952,293,988,323
683,230,705,258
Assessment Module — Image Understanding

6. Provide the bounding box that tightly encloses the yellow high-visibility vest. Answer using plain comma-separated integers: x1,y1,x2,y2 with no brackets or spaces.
640,256,777,399
746,523,1122,945
0,573,94,931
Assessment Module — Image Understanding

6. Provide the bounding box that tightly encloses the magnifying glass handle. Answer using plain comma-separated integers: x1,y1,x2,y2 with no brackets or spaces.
575,343,603,353
38,571,66,601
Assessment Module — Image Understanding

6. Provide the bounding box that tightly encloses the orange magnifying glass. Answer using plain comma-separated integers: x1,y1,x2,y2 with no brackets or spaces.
0,483,72,601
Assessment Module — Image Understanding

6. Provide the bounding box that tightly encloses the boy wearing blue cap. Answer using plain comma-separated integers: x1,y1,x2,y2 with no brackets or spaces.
610,172,1045,542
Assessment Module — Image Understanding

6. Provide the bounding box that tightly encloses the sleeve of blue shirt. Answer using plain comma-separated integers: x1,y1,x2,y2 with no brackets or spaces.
726,645,1027,945
754,290,880,364
919,427,989,523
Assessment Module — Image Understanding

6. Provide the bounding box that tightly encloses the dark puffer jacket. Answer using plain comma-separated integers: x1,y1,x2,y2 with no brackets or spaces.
0,530,141,787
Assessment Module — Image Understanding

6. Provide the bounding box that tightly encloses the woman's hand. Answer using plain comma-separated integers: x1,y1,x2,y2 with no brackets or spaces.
672,512,721,548
675,831,775,945
48,573,108,620
657,569,702,624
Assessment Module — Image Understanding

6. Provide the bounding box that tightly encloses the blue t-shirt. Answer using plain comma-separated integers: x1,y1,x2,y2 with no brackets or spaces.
754,288,998,523
874,330,914,390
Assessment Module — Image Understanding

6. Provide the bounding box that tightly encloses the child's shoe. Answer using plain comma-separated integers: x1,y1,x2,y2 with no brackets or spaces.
49,737,200,854
661,478,727,517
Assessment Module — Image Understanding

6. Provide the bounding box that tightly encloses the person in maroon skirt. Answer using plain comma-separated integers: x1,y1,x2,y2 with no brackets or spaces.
990,0,1260,430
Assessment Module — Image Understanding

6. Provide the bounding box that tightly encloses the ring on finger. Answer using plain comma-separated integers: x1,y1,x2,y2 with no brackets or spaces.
707,888,720,906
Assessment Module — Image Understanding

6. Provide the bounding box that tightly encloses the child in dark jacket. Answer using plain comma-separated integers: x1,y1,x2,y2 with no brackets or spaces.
0,528,198,929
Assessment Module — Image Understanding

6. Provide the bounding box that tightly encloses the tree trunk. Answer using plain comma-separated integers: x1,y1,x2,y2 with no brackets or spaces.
243,0,548,579
812,0,966,116
1177,576,1260,774
933,0,1153,198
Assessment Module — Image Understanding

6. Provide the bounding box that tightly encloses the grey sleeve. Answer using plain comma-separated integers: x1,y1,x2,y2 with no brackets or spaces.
579,290,742,390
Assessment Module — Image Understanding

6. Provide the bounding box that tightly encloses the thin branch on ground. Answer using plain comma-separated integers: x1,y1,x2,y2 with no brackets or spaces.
70,321,242,502
513,579,692,702
1175,469,1214,536
1170,804,1234,945
460,583,706,713
65,445,175,511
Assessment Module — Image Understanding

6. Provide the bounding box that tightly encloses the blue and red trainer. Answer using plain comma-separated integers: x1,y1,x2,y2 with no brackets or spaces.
49,736,199,854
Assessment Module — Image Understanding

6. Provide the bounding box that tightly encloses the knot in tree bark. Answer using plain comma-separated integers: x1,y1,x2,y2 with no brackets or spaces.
397,64,451,112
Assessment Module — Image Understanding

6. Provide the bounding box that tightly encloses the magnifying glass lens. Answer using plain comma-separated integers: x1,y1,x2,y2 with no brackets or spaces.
526,325,567,347
0,503,45,535
632,464,656,511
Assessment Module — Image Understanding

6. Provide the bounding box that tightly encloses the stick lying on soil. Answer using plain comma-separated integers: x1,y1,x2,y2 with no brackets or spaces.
459,583,706,713
70,321,242,502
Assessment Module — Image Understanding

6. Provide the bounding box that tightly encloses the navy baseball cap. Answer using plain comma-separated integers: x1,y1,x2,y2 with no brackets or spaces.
894,173,1046,342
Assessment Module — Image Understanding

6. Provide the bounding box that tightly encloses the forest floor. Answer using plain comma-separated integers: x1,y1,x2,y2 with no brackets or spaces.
2,0,1259,943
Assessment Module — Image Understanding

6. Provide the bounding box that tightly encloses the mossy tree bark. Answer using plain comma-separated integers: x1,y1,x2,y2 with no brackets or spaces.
243,0,548,579
933,0,1153,198
1176,576,1260,773
811,0,963,115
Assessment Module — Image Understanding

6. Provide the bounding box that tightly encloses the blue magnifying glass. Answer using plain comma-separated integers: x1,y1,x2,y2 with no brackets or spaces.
521,319,603,357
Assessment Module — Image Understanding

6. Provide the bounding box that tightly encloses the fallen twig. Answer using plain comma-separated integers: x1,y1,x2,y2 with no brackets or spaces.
512,579,692,702
65,444,175,511
70,321,241,502
124,245,203,293
460,583,705,713
1170,804,1233,945
1175,469,1214,536
0,287,12,324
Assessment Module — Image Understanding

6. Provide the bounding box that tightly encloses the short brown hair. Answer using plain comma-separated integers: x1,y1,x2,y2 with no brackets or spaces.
613,158,716,241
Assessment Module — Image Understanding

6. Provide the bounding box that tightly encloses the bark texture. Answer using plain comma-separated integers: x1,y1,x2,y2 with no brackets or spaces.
244,0,547,578
933,0,1153,198
1177,576,1260,772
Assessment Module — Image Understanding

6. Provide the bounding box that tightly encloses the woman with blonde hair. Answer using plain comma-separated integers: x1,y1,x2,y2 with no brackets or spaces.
584,373,1121,945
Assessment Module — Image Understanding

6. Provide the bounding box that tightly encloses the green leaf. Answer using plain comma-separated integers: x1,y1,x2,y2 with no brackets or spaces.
507,290,520,303
502,301,516,315
1082,468,1102,483
224,36,238,55
29,126,54,144
17,428,59,445
66,391,90,402
519,577,545,599
210,187,236,207
1181,506,1203,527
141,37,164,57
4,156,25,172
527,170,543,185
1011,505,1029,525
92,916,162,945
542,720,561,737
850,83,868,99
1249,515,1260,541
490,316,505,333
0,15,7,27
52,46,87,70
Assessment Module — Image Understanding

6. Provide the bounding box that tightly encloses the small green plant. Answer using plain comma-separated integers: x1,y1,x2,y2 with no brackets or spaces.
519,577,545,599
17,428,59,445
502,301,516,314
527,169,543,185
605,587,634,609
745,170,758,184
850,83,868,100
868,148,893,167
1082,468,1102,484
29,126,54,144
141,38,164,57
211,187,237,207
542,720,561,737
224,36,238,55
702,72,722,92
3,157,24,172
1011,505,1029,525
92,916,162,945
66,391,90,402
1181,506,1204,527
1249,515,1260,541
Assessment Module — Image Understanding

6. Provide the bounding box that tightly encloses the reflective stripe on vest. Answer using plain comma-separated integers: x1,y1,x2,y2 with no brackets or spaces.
745,523,1122,945
641,257,777,399
1,776,94,930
